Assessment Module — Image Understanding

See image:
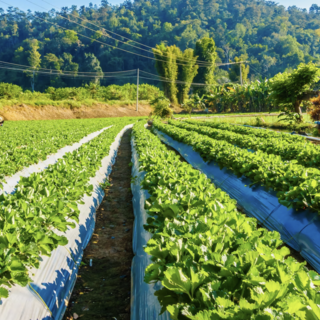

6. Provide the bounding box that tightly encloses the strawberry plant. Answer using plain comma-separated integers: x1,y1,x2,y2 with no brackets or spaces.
169,120,320,169
185,119,305,143
0,119,134,298
153,121,320,214
0,118,118,184
132,121,320,320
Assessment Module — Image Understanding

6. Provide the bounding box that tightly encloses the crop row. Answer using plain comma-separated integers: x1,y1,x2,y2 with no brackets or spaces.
153,121,320,214
169,120,320,169
0,119,133,298
132,121,320,319
186,119,306,143
0,118,137,183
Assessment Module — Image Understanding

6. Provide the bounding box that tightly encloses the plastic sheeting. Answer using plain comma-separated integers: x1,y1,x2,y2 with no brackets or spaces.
1,125,113,196
130,134,171,320
0,124,133,320
154,128,320,274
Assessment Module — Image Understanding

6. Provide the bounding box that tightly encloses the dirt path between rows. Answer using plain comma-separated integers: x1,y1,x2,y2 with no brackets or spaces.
63,129,134,320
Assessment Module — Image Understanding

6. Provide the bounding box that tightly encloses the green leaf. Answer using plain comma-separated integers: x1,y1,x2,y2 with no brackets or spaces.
0,287,9,299
162,267,192,298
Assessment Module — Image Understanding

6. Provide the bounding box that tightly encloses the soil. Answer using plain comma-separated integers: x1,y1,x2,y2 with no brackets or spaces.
0,103,152,121
63,129,134,320
0,103,184,121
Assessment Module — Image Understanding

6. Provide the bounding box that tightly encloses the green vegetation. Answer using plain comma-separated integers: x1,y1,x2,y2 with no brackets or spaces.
169,120,320,169
269,63,320,121
0,118,135,298
181,63,319,116
149,96,173,118
132,121,320,320
185,119,305,142
153,120,320,214
0,119,112,182
209,115,315,133
153,44,198,104
0,82,163,108
1,1,320,92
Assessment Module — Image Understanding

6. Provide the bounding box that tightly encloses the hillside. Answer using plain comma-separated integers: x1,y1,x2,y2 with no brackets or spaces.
0,0,319,90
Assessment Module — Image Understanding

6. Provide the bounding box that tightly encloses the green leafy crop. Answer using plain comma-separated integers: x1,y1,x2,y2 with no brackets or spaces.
0,118,135,298
185,119,305,143
169,120,320,169
0,118,115,184
132,121,320,320
153,120,320,214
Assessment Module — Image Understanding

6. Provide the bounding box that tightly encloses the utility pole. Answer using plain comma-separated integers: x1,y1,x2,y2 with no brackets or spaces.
136,68,139,112
31,70,35,92
240,63,243,86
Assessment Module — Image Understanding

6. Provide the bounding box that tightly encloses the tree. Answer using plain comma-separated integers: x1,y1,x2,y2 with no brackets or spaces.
61,53,78,73
229,56,250,84
269,63,320,121
193,37,217,94
83,53,103,84
17,39,42,92
42,53,63,70
177,48,199,104
153,44,181,104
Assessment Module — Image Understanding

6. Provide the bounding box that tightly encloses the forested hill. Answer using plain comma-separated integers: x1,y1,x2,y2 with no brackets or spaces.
0,0,320,90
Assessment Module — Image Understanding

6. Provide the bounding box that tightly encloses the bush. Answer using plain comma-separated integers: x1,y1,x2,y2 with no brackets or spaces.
0,83,23,99
150,96,173,118
309,95,320,121
0,82,164,104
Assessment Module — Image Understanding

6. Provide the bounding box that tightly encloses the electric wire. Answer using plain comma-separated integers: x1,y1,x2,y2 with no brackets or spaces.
0,60,137,75
35,0,214,66
248,63,269,79
138,76,208,86
0,61,208,85
27,0,212,67
0,65,137,79
0,0,245,68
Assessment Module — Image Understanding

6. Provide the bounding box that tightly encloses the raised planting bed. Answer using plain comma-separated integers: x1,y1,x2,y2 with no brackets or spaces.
0,120,134,319
152,121,320,274
131,121,320,319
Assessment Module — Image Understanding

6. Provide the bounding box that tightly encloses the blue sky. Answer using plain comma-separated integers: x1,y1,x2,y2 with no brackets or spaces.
1,0,316,12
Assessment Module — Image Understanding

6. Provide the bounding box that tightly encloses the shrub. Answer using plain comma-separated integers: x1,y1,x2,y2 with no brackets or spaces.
0,83,23,99
309,95,320,121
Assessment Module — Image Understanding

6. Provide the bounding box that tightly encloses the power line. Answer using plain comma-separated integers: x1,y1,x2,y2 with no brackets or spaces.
138,76,209,86
0,1,245,68
28,0,212,67
0,60,137,75
0,64,137,79
248,63,269,79
0,60,210,85
0,64,211,87
35,0,213,66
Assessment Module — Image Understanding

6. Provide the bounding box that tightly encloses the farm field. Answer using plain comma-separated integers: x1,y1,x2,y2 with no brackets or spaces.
174,112,280,118
131,121,320,319
2,0,320,317
0,118,118,182
202,113,313,124
153,120,320,212
174,113,317,136
1,117,320,319
168,120,320,168
0,117,140,319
